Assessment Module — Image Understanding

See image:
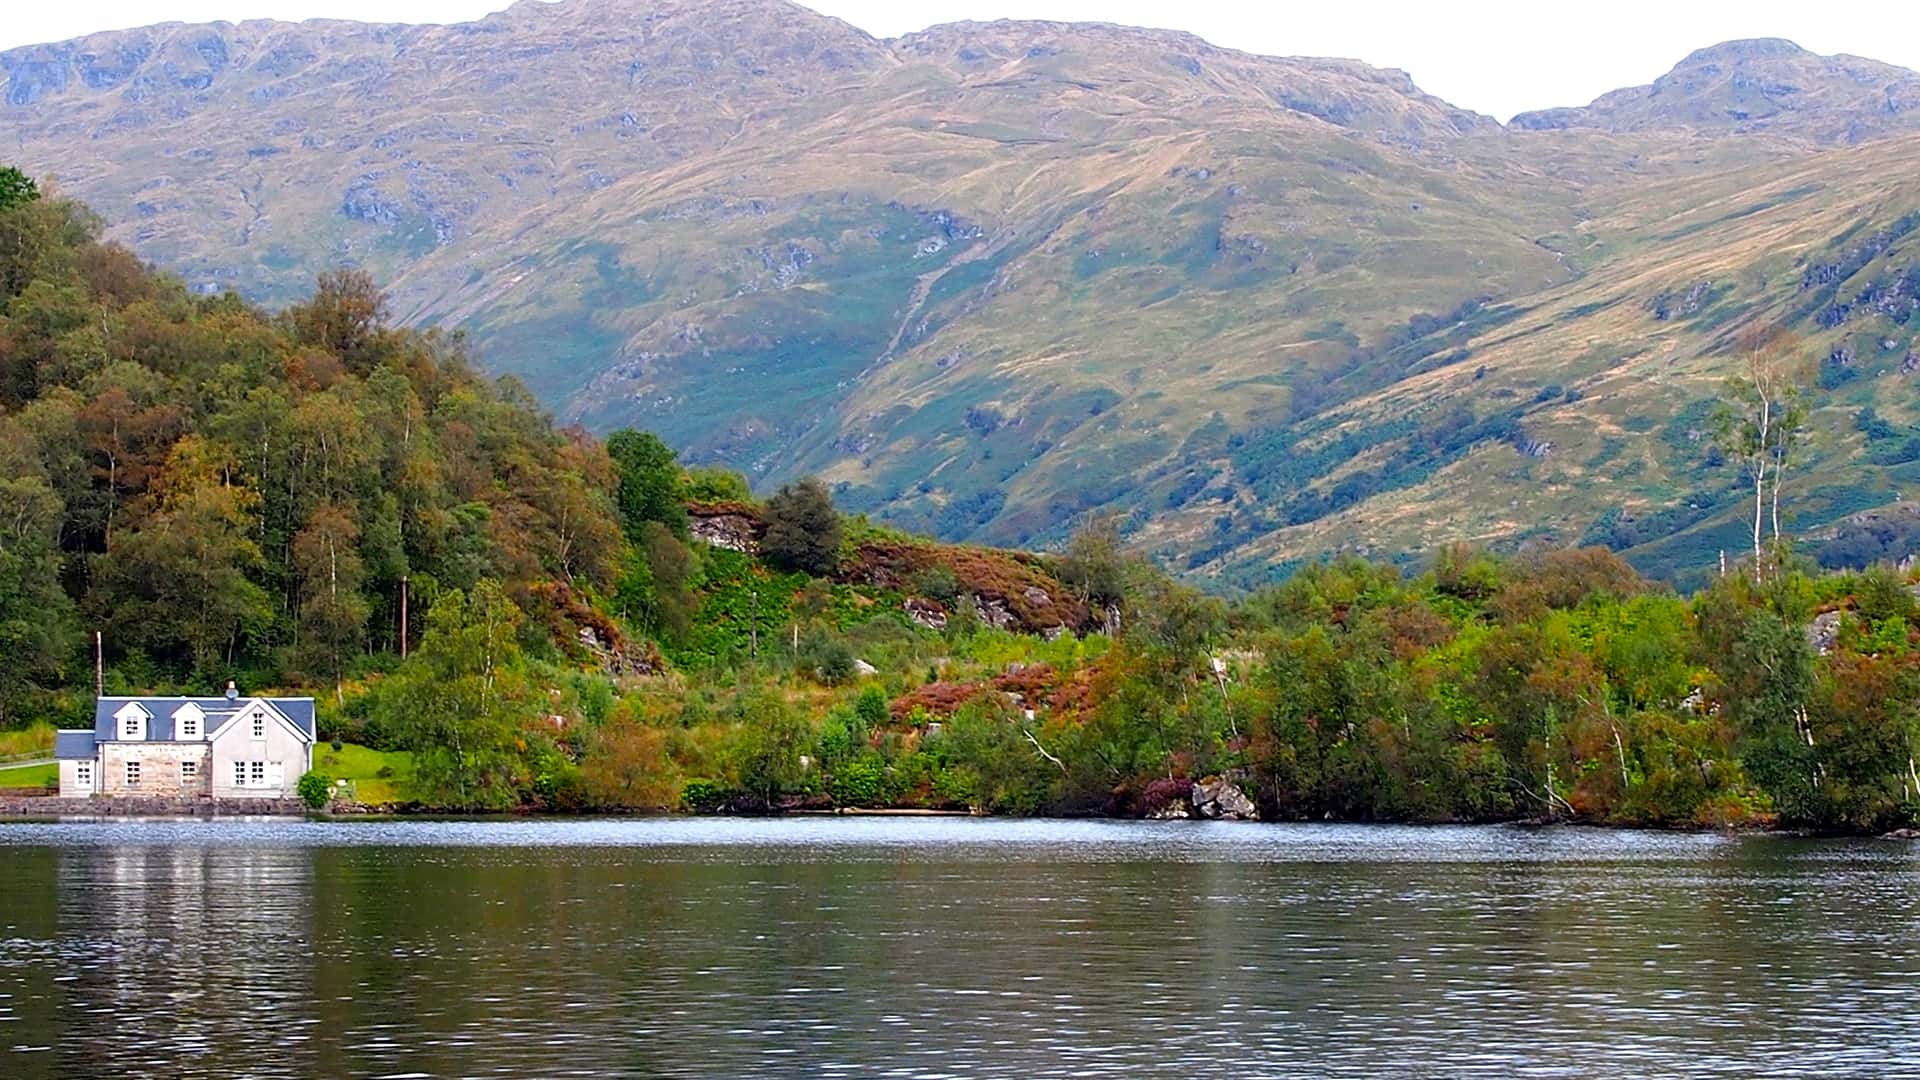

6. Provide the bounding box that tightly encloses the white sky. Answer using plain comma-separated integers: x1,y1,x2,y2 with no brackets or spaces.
5,0,1919,120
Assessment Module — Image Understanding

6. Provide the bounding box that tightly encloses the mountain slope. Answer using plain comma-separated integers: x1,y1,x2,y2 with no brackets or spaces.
6,1,1920,583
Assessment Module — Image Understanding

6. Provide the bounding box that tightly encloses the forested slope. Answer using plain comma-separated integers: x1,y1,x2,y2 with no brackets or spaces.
5,176,1920,837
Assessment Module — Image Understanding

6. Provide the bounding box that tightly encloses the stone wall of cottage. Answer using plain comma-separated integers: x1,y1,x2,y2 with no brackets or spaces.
0,795,304,817
97,742,213,798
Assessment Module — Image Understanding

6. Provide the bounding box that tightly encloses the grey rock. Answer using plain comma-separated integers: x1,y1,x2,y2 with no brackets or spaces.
1191,777,1258,821
1808,610,1843,656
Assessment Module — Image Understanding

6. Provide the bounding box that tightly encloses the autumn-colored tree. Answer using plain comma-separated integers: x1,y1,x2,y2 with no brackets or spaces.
92,437,273,676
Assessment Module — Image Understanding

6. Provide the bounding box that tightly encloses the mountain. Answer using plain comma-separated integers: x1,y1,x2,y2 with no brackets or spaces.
1511,38,1920,145
6,0,1920,585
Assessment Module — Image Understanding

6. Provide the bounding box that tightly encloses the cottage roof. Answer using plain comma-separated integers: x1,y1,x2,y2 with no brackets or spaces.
87,696,317,742
54,729,97,760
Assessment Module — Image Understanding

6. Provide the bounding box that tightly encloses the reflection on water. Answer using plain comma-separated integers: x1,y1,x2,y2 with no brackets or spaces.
3,819,1919,1077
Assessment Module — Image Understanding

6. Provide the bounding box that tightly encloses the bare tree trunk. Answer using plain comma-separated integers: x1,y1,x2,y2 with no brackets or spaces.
1023,727,1066,774
1752,391,1770,584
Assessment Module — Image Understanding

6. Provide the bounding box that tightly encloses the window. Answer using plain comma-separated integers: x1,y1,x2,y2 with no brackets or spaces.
251,712,265,739
233,761,247,787
125,760,141,786
175,704,202,740
181,760,198,782
249,761,266,786
75,763,93,789
115,704,147,742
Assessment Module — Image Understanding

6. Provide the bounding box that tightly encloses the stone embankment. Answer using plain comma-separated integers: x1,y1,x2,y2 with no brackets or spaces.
0,796,305,817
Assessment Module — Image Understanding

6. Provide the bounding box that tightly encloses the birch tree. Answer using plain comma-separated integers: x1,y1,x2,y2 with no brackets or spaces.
1712,327,1809,583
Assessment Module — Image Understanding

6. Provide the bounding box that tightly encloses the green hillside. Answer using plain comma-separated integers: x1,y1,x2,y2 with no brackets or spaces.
7,0,1920,581
6,178,1920,835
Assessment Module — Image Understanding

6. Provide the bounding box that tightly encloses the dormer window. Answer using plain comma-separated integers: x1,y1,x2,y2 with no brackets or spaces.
114,702,149,742
173,702,205,741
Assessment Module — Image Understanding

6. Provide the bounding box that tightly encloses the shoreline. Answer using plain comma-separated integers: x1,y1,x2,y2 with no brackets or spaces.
2,805,1897,839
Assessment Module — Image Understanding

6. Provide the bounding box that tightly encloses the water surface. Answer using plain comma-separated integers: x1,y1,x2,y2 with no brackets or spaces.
2,818,1917,1077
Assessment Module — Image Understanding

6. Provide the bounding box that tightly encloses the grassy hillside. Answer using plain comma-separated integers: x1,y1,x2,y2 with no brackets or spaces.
7,0,1920,582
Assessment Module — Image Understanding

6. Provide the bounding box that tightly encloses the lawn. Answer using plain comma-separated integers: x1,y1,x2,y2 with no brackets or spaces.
0,762,57,790
311,743,414,805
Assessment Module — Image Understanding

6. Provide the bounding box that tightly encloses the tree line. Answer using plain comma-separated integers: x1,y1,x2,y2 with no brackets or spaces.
4,170,1919,834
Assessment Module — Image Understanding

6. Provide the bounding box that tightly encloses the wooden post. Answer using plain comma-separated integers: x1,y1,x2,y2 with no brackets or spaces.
399,576,409,658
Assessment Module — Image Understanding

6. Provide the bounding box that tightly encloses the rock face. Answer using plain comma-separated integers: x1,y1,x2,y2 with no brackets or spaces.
1191,777,1258,821
689,512,759,553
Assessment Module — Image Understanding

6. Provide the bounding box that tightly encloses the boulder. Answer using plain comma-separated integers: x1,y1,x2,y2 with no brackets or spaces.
1191,777,1258,821
904,598,948,631
853,658,879,677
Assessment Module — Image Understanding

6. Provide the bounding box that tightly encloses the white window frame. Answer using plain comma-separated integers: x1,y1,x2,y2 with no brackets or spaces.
125,760,141,787
251,712,265,739
115,703,148,742
181,759,198,783
175,703,204,741
75,762,94,792
249,761,266,786
233,760,247,787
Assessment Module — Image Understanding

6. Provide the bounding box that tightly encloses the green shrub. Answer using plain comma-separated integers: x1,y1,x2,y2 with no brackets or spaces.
854,685,889,730
832,754,889,807
296,771,332,811
680,778,728,813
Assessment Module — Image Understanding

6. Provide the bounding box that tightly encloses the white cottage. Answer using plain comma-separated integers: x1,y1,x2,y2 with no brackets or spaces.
55,686,316,800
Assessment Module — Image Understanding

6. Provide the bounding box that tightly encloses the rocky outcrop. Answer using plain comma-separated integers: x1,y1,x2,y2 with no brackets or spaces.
688,503,763,553
1808,610,1843,656
903,598,949,631
1191,777,1258,821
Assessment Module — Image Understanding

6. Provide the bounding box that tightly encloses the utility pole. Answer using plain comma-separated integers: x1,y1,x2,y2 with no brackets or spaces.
94,631,103,698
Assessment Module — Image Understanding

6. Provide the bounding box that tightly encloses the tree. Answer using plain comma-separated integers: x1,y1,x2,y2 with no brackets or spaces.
292,503,368,701
1713,326,1810,582
684,465,752,503
613,519,699,643
92,437,273,677
374,581,539,810
0,419,77,723
762,477,842,575
729,692,811,810
285,270,389,372
606,429,687,541
0,168,37,212
1059,516,1129,610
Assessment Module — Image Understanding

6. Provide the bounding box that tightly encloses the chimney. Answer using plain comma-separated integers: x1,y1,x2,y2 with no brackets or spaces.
225,680,239,701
